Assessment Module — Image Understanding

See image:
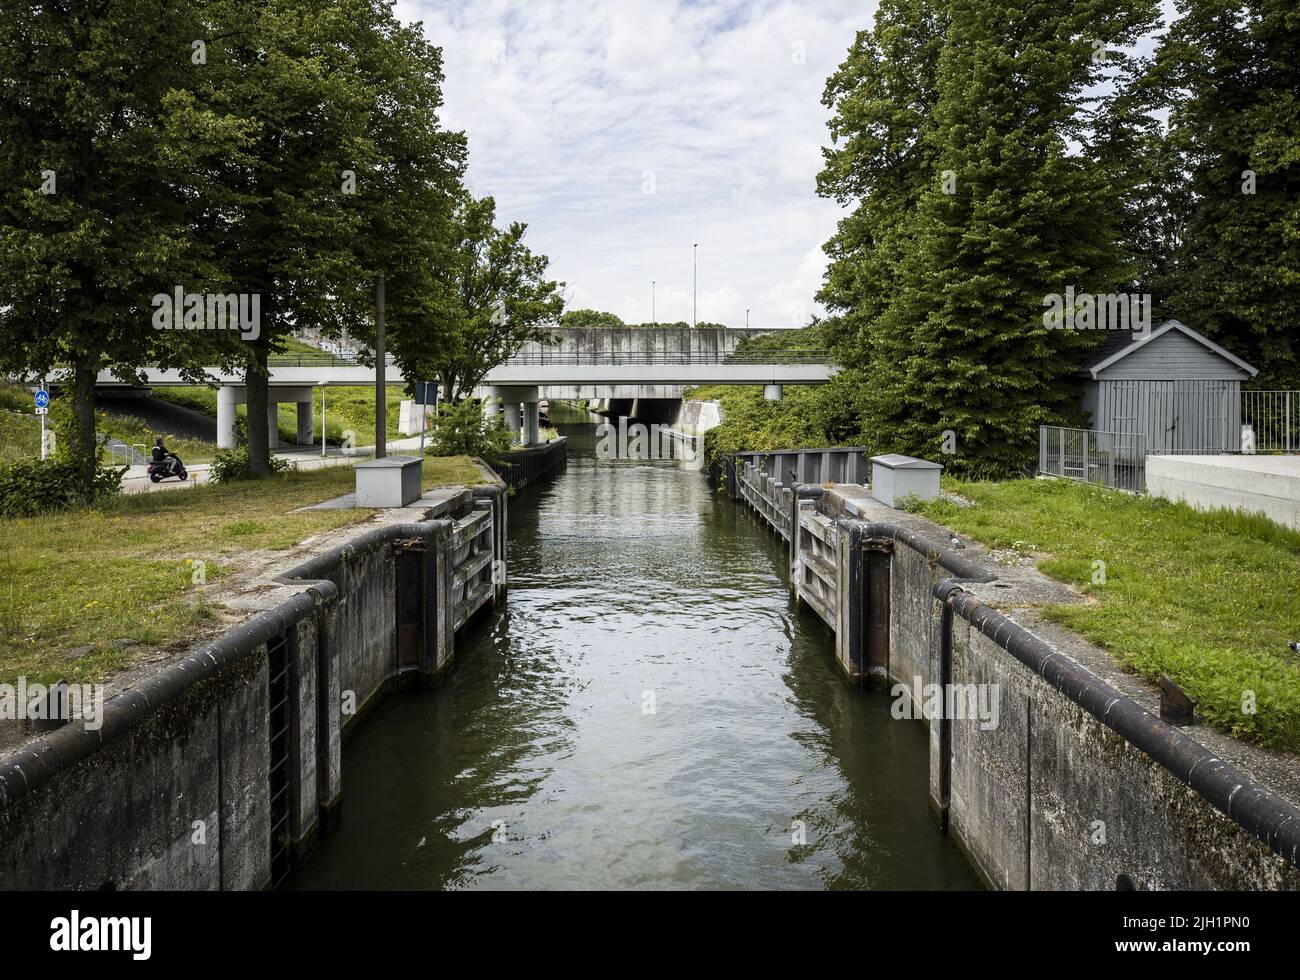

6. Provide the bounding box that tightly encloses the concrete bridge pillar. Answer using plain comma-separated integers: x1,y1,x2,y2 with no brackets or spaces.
486,385,538,446
296,400,314,445
523,402,540,447
764,384,784,402
502,401,522,442
267,402,281,450
217,386,241,449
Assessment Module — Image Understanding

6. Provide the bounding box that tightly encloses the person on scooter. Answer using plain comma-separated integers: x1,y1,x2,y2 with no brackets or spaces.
151,437,181,477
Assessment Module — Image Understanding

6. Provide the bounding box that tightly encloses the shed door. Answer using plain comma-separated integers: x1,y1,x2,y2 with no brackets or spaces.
1143,382,1175,454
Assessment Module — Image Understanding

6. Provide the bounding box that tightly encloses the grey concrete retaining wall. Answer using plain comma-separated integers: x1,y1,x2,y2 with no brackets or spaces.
731,464,1300,890
0,485,508,890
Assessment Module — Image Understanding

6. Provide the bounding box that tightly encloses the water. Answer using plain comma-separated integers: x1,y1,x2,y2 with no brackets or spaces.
288,408,977,890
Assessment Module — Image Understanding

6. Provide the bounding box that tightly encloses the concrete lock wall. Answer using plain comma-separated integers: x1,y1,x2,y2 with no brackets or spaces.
731,462,1300,891
0,488,507,890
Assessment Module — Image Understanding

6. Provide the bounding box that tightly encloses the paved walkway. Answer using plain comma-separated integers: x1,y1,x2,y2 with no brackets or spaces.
118,436,429,494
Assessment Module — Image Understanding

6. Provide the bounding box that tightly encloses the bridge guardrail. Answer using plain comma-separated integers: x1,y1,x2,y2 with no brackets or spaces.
260,350,833,369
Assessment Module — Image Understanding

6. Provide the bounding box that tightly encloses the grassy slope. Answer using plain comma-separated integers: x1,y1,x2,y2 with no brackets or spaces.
918,478,1300,752
0,456,485,685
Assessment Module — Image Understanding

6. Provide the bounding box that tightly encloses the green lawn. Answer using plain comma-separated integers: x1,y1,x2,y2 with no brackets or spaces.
917,478,1300,752
0,455,485,686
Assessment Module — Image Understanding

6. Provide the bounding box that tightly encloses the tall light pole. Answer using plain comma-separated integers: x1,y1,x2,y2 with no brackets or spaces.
692,244,698,328
651,281,656,326
375,270,386,459
746,308,750,329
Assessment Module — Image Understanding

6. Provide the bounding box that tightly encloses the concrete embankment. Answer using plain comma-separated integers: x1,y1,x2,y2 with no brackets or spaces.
0,483,507,890
727,452,1300,891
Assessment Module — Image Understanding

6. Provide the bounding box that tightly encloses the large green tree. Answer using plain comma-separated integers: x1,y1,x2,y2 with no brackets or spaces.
0,1,248,487
1149,0,1300,387
816,0,946,366
823,0,1160,476
191,0,464,474
387,191,565,404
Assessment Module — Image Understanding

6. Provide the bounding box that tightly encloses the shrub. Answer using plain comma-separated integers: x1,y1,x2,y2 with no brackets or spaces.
0,457,124,518
427,399,512,463
210,446,293,484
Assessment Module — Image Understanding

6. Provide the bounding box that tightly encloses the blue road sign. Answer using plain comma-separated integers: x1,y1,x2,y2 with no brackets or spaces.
34,389,49,412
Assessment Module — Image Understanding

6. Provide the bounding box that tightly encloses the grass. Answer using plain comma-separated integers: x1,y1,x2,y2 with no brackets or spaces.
916,478,1300,753
0,455,486,686
94,409,218,465
153,385,403,448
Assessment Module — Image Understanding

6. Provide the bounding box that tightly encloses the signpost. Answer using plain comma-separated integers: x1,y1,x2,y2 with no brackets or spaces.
35,385,49,460
415,381,439,457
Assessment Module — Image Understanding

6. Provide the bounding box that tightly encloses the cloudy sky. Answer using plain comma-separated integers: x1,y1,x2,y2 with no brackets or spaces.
394,0,877,329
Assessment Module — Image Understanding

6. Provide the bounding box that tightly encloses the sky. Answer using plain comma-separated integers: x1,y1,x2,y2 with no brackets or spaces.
395,0,877,329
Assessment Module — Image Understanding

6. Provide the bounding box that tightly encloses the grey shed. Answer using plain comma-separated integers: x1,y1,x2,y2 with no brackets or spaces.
1079,320,1258,454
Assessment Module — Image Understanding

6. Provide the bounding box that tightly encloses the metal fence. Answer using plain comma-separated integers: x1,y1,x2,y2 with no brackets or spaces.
1038,427,1147,492
1241,390,1299,454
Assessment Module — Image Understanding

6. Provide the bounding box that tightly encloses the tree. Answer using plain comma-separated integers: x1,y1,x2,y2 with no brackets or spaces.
561,309,624,329
1148,0,1300,387
387,191,565,404
817,0,947,366
822,0,1160,476
189,0,464,475
0,1,248,489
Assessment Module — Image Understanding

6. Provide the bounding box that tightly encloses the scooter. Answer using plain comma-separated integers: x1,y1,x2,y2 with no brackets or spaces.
147,455,187,483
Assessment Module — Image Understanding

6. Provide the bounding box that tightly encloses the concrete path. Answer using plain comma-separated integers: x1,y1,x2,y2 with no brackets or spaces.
117,438,428,494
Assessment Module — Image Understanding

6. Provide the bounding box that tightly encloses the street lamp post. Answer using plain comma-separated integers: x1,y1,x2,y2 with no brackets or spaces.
692,244,698,328
374,270,386,459
746,309,750,329
319,381,327,458
652,281,656,326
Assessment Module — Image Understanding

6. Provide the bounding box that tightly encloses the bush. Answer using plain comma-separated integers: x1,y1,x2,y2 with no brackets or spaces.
210,446,294,484
0,457,124,518
427,399,513,463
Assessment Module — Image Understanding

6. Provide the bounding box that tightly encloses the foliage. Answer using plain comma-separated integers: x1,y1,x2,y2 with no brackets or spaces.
209,446,293,485
693,379,872,469
1142,0,1300,388
0,1,245,488
0,458,124,518
387,191,565,403
918,477,1300,752
817,0,1162,477
561,309,625,329
426,398,513,462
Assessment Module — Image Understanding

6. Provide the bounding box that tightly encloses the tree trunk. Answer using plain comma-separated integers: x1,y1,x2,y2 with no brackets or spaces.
246,345,271,476
70,356,98,490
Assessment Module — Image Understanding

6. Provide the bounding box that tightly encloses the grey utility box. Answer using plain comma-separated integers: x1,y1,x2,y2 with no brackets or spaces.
355,456,423,508
870,454,943,508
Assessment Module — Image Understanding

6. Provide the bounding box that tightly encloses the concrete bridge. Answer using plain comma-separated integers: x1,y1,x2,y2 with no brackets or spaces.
94,327,834,448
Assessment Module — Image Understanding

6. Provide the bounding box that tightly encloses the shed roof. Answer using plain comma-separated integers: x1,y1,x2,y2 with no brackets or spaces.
1080,320,1258,380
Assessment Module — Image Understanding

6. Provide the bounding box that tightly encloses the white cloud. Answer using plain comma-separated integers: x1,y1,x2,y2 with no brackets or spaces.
397,0,874,327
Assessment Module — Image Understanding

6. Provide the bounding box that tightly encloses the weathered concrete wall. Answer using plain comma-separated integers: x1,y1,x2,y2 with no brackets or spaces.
947,622,1299,891
0,487,508,891
733,473,1300,890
